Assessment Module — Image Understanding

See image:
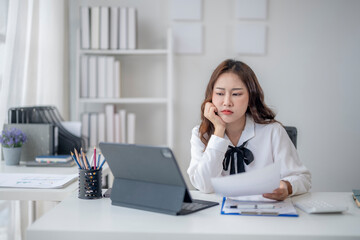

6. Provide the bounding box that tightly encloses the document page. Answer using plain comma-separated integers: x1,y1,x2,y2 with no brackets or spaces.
0,173,78,189
211,162,280,197
222,197,298,216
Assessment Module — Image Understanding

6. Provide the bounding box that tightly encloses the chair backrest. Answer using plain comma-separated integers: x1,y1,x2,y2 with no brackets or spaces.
284,126,297,148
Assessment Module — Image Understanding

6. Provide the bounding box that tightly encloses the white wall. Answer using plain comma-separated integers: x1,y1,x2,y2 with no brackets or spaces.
70,0,360,192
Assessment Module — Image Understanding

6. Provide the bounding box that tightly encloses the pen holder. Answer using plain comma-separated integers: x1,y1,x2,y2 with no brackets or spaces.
78,168,102,199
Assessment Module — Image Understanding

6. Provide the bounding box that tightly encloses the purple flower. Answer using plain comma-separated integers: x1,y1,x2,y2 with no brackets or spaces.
0,128,27,148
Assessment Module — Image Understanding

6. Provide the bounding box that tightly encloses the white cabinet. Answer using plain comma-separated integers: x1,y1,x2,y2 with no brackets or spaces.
74,29,174,148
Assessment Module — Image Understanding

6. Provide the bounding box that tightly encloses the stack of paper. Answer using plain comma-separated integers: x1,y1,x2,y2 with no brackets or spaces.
211,162,298,217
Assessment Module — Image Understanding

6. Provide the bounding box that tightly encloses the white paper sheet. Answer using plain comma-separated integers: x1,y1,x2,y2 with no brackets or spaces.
229,194,277,202
211,162,280,197
222,197,298,216
0,173,78,189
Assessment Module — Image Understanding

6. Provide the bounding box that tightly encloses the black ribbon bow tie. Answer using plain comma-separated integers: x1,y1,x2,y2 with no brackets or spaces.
222,141,254,175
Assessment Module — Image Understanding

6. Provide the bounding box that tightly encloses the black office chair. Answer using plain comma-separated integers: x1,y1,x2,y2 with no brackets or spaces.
284,126,297,148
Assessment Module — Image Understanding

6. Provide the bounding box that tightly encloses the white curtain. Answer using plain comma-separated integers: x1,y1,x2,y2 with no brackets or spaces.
0,0,69,129
0,1,68,239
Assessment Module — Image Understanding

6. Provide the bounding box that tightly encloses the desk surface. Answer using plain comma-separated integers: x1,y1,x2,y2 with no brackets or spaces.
27,191,360,240
0,162,110,201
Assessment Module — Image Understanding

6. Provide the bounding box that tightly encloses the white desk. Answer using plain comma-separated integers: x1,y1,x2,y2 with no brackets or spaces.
0,162,110,223
0,162,110,201
27,191,360,240
0,162,79,201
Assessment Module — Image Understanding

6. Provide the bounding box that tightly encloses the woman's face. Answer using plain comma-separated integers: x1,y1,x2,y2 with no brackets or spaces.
212,72,249,125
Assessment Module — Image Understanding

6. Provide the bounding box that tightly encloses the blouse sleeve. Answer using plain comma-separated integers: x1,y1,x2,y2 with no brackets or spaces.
272,124,312,196
187,126,230,193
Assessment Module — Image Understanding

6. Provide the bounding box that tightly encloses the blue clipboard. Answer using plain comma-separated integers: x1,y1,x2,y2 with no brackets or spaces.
220,197,299,217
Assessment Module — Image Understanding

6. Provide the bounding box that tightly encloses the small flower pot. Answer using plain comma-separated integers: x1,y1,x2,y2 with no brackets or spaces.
3,147,22,165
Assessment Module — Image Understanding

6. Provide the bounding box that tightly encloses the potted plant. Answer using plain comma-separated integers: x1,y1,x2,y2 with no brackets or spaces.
0,128,27,165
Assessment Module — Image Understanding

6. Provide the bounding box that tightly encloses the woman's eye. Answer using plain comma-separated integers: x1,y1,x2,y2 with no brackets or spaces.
233,93,242,96
216,92,224,96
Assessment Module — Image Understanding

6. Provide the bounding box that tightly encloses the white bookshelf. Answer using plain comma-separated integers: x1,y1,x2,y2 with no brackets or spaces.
80,49,168,55
79,98,168,104
75,29,174,148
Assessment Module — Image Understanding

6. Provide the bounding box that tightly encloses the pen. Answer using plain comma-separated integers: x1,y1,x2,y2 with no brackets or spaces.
228,204,275,209
240,211,279,216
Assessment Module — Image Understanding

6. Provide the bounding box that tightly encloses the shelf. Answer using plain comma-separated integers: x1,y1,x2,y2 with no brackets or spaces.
79,98,168,104
79,49,168,55
75,27,174,147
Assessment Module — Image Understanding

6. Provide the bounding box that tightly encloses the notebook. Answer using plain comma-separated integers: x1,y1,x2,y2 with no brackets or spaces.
25,160,75,167
99,142,219,215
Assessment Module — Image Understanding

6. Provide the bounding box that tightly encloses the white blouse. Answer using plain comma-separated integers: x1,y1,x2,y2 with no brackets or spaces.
187,115,311,195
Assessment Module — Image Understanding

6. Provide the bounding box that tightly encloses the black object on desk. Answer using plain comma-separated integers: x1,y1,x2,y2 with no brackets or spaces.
99,142,219,215
79,168,102,199
103,188,112,198
8,106,85,154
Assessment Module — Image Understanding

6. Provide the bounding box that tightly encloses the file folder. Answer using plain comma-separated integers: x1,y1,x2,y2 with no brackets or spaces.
220,197,299,217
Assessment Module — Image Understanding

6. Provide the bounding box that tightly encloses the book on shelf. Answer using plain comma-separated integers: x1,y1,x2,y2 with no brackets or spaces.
97,56,106,98
110,7,119,50
105,104,115,142
80,56,121,99
114,60,121,98
106,57,115,98
80,55,88,97
119,7,128,49
81,108,136,147
80,6,137,50
88,56,97,98
100,6,109,49
81,113,90,148
127,7,137,49
35,155,72,163
114,113,121,143
119,109,127,143
80,6,90,49
127,113,136,144
98,113,106,143
89,113,98,148
90,6,100,49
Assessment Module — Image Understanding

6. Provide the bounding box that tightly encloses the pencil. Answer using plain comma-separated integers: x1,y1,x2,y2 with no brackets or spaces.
70,151,82,169
85,154,90,169
99,158,106,169
74,148,83,169
81,148,88,169
93,146,96,169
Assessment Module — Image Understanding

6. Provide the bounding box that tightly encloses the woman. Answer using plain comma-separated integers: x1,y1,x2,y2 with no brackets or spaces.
187,59,311,201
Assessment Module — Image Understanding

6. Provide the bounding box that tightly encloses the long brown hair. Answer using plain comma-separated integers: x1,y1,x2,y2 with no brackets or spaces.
199,59,277,146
